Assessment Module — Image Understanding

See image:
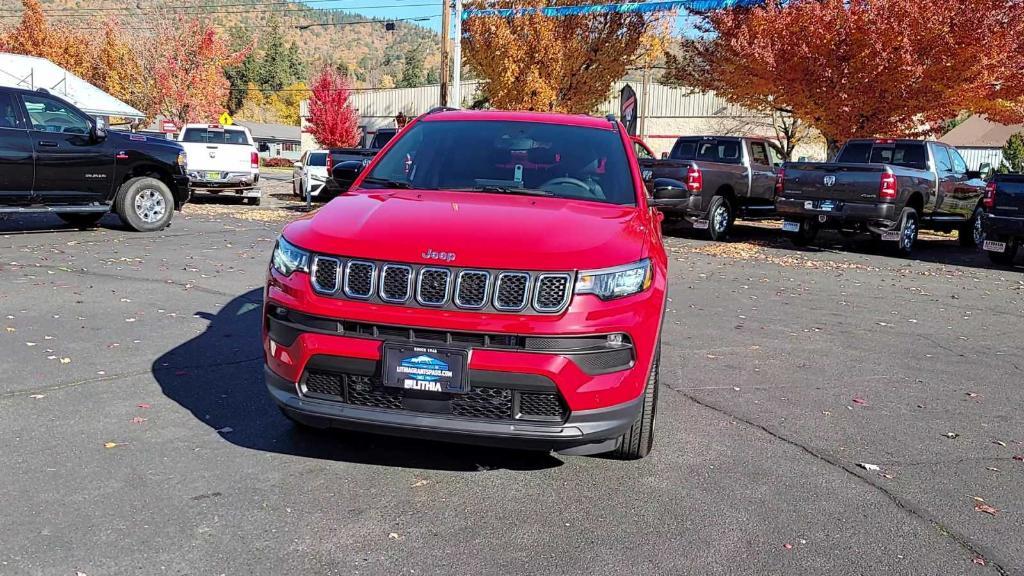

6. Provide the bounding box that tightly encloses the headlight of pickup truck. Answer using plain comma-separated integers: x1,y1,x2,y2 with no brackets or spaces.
272,237,310,276
176,150,187,168
575,259,652,300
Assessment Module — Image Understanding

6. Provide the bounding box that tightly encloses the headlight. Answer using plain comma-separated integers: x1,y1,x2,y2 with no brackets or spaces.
176,150,187,167
272,236,310,276
575,259,652,300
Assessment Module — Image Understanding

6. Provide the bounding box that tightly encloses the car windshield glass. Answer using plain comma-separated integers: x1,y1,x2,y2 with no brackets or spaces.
182,128,250,145
308,152,327,166
362,120,636,205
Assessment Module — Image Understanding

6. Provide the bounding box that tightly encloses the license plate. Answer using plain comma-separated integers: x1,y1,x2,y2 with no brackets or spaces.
382,343,469,394
693,219,710,230
205,171,221,180
782,221,801,232
984,240,1007,253
881,231,900,242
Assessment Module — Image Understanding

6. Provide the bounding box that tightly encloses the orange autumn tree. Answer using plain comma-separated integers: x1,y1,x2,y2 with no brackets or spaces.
151,20,251,127
666,0,1024,155
92,19,153,121
463,0,663,113
0,0,95,80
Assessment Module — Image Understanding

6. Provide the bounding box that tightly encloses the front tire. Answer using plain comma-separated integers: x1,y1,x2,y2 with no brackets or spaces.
57,212,104,229
611,346,659,460
706,195,733,241
114,177,174,232
959,206,985,248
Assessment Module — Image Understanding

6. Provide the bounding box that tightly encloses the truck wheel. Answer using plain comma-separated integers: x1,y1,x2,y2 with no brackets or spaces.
57,212,104,229
707,195,733,241
611,346,659,460
988,238,1019,266
114,177,175,232
895,207,919,257
789,220,819,247
959,207,985,248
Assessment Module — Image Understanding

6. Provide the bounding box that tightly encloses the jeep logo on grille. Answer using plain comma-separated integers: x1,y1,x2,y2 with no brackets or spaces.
421,249,456,262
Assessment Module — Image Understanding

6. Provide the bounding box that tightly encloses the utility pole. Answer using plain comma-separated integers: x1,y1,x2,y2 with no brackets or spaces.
451,0,463,107
439,0,450,106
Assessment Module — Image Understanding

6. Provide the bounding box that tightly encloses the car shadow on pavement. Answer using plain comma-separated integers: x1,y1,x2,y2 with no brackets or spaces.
0,213,130,235
663,220,1022,271
152,289,564,472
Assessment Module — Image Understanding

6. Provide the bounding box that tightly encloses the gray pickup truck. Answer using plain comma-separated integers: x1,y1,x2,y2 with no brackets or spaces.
777,139,987,255
982,173,1024,265
639,136,782,240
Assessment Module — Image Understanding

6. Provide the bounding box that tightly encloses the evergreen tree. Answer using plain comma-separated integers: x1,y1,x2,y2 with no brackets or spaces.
397,47,425,88
1002,133,1024,173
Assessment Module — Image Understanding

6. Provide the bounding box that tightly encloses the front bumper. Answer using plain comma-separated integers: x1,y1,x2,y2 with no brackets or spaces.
171,174,191,208
266,364,641,451
777,197,898,231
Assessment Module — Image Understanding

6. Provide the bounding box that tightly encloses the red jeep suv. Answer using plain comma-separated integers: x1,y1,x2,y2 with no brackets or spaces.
264,109,668,459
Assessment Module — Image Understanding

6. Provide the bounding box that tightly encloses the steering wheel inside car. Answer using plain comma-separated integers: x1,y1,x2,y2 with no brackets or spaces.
539,177,599,198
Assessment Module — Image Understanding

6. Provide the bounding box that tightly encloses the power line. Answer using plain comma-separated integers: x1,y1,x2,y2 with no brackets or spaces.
0,0,430,13
0,2,438,18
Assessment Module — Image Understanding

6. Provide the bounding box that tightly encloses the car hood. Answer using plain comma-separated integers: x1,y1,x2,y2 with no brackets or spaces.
109,131,183,150
283,189,649,271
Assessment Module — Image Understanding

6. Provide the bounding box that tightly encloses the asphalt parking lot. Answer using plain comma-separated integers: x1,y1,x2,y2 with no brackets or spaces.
1,205,1022,575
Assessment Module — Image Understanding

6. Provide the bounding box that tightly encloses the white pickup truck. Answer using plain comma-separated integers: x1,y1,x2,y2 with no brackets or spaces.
177,124,262,205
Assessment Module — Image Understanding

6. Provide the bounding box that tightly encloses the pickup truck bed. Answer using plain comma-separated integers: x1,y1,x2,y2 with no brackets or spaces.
982,173,1024,265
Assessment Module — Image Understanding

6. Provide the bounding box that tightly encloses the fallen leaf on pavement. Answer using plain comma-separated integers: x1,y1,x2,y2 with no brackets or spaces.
137,403,151,409
857,463,880,472
852,397,868,406
103,442,119,449
411,479,430,488
782,543,793,550
1013,455,1023,462
966,392,979,398
388,532,400,540
59,357,71,364
130,417,147,424
994,441,1007,447
943,433,960,439
973,557,987,566
987,467,1000,472
974,502,999,516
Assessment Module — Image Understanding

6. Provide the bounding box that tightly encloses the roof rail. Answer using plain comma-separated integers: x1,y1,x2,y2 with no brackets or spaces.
426,106,459,115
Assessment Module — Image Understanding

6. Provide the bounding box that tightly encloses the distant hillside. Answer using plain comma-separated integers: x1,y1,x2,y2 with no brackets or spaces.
0,0,442,88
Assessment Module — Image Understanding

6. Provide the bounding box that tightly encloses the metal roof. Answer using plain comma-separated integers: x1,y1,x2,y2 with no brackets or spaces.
0,52,144,119
938,115,1024,149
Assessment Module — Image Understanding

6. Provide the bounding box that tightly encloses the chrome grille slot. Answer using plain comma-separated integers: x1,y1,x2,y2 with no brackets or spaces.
454,270,489,309
533,274,572,312
494,272,530,311
417,268,452,306
311,256,340,294
379,264,412,303
344,261,376,299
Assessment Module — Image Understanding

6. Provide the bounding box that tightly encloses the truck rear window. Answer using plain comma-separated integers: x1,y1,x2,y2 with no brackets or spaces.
308,152,327,166
364,120,636,205
670,139,742,164
182,128,250,145
837,142,927,170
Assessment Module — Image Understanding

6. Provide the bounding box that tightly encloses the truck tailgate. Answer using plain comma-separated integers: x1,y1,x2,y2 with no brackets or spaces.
992,174,1024,217
183,142,252,173
783,162,889,203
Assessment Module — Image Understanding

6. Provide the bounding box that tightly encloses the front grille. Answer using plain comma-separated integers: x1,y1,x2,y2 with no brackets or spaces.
451,387,513,419
534,274,571,312
312,257,340,294
380,265,412,303
346,374,403,409
301,369,567,422
344,261,375,299
308,255,573,315
417,268,451,306
455,270,489,308
494,272,530,311
518,392,566,419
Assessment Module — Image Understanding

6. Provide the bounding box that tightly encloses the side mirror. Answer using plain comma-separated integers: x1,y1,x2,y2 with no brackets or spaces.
332,160,364,184
648,178,689,208
660,152,669,159
979,162,992,175
258,142,270,153
92,126,107,142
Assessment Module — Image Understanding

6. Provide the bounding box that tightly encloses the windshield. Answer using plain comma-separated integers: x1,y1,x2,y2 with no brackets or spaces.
182,128,250,145
362,120,636,205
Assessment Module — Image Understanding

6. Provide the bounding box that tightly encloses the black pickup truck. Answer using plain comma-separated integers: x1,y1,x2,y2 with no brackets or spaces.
0,86,190,231
777,139,987,255
982,174,1024,265
320,128,400,198
640,136,782,240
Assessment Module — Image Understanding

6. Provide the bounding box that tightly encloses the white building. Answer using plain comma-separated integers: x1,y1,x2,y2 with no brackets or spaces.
0,52,144,126
300,80,827,160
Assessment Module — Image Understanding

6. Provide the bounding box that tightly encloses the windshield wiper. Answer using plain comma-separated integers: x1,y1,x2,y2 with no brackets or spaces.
459,185,553,197
362,177,413,189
